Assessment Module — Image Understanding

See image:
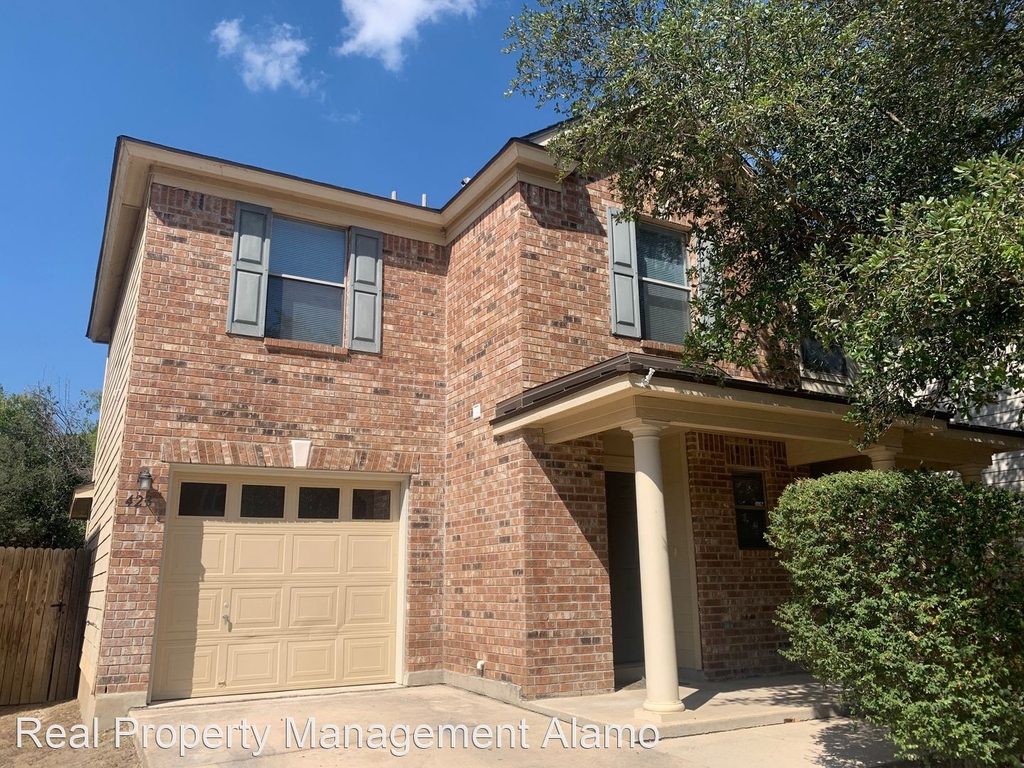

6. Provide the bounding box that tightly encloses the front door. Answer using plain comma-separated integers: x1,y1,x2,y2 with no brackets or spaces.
606,471,644,667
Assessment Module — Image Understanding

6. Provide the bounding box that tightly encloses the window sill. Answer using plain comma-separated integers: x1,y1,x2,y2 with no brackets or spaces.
639,340,687,357
263,337,350,360
800,368,847,383
800,369,850,396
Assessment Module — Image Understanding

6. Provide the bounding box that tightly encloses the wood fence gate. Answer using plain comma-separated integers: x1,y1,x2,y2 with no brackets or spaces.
0,547,89,705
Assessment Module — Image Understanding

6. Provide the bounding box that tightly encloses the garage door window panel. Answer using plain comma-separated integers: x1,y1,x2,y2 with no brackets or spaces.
155,475,401,700
352,489,392,520
298,487,341,520
241,484,286,519
178,482,227,517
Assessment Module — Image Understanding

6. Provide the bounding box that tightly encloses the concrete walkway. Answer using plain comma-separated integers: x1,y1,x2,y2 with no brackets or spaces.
525,673,844,737
125,685,900,767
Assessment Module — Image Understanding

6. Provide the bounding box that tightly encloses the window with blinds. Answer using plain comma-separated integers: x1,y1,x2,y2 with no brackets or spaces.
636,225,690,345
265,216,347,346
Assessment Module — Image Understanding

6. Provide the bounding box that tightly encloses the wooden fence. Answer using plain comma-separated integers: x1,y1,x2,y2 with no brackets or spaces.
0,547,89,705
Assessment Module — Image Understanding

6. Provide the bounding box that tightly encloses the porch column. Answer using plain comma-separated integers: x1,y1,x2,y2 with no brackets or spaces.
863,445,898,470
954,462,988,484
624,421,684,714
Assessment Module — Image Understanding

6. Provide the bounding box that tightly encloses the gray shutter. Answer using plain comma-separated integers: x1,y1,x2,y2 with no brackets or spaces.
607,208,641,338
347,227,384,353
227,202,272,336
694,234,713,327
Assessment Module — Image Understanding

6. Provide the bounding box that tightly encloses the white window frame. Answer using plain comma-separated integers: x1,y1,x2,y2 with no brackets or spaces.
635,222,692,344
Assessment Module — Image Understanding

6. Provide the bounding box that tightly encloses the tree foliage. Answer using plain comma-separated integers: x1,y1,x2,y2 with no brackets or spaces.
0,385,96,548
506,0,1024,431
769,471,1024,765
808,154,1024,443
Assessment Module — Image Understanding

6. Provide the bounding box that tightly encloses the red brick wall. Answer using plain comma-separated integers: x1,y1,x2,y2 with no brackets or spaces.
518,173,752,385
685,432,804,679
443,187,528,687
441,172,798,695
518,175,639,387
520,431,613,697
94,183,447,694
444,186,614,699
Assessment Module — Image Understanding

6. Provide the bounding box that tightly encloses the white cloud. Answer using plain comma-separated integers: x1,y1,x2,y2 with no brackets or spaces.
211,18,318,94
324,109,363,124
334,0,479,72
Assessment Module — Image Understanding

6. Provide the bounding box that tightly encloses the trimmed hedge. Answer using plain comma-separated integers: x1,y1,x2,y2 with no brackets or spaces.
769,471,1024,765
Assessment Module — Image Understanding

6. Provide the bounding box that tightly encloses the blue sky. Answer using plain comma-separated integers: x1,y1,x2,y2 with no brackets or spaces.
0,0,555,402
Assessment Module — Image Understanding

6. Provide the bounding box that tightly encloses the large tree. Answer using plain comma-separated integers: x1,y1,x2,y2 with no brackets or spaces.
0,385,96,549
506,0,1024,439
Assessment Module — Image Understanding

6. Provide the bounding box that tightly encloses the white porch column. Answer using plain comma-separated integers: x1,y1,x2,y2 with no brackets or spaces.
624,421,684,715
863,445,898,470
954,462,988,484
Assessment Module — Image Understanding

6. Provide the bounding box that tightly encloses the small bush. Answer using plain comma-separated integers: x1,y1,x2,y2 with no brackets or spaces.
769,470,1024,765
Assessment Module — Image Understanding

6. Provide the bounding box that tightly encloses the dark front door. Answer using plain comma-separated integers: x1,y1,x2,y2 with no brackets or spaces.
606,471,644,665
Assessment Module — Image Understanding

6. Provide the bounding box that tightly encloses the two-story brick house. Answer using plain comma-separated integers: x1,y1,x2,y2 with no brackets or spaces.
75,129,1024,725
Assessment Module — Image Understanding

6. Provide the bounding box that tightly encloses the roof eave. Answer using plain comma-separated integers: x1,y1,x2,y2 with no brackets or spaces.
86,136,562,345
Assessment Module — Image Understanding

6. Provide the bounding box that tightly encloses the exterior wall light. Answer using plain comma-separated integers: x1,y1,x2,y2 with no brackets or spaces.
138,469,153,493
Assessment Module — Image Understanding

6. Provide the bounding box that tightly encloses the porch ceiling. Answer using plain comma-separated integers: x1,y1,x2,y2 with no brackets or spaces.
492,362,1024,468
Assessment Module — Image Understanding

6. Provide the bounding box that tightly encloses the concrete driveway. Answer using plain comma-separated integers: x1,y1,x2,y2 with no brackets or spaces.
126,685,899,767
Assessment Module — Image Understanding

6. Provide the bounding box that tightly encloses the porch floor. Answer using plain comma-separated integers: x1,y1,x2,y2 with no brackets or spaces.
521,672,845,739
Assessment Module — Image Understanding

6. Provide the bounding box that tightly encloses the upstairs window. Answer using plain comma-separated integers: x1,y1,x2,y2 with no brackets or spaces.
266,217,347,347
801,337,848,377
636,225,691,344
226,202,384,353
608,209,692,344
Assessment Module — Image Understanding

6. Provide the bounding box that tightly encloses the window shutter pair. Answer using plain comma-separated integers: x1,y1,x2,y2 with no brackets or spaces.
226,203,384,353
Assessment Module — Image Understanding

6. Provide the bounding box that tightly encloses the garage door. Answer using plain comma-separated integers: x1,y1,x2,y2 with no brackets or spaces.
152,475,400,700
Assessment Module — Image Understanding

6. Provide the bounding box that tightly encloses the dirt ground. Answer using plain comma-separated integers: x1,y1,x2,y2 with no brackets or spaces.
0,699,141,768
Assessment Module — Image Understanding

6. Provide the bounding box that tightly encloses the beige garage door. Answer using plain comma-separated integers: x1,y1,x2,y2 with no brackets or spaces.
152,475,400,701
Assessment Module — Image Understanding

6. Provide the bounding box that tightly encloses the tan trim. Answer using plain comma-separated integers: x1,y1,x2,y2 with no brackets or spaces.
504,373,1023,472
90,145,143,344
138,142,440,227
505,374,863,446
492,378,636,436
602,455,635,473
784,441,863,466
547,404,643,444
444,161,565,237
394,477,411,687
642,377,852,417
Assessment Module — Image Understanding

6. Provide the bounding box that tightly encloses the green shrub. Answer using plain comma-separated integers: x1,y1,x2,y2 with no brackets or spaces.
769,470,1024,765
